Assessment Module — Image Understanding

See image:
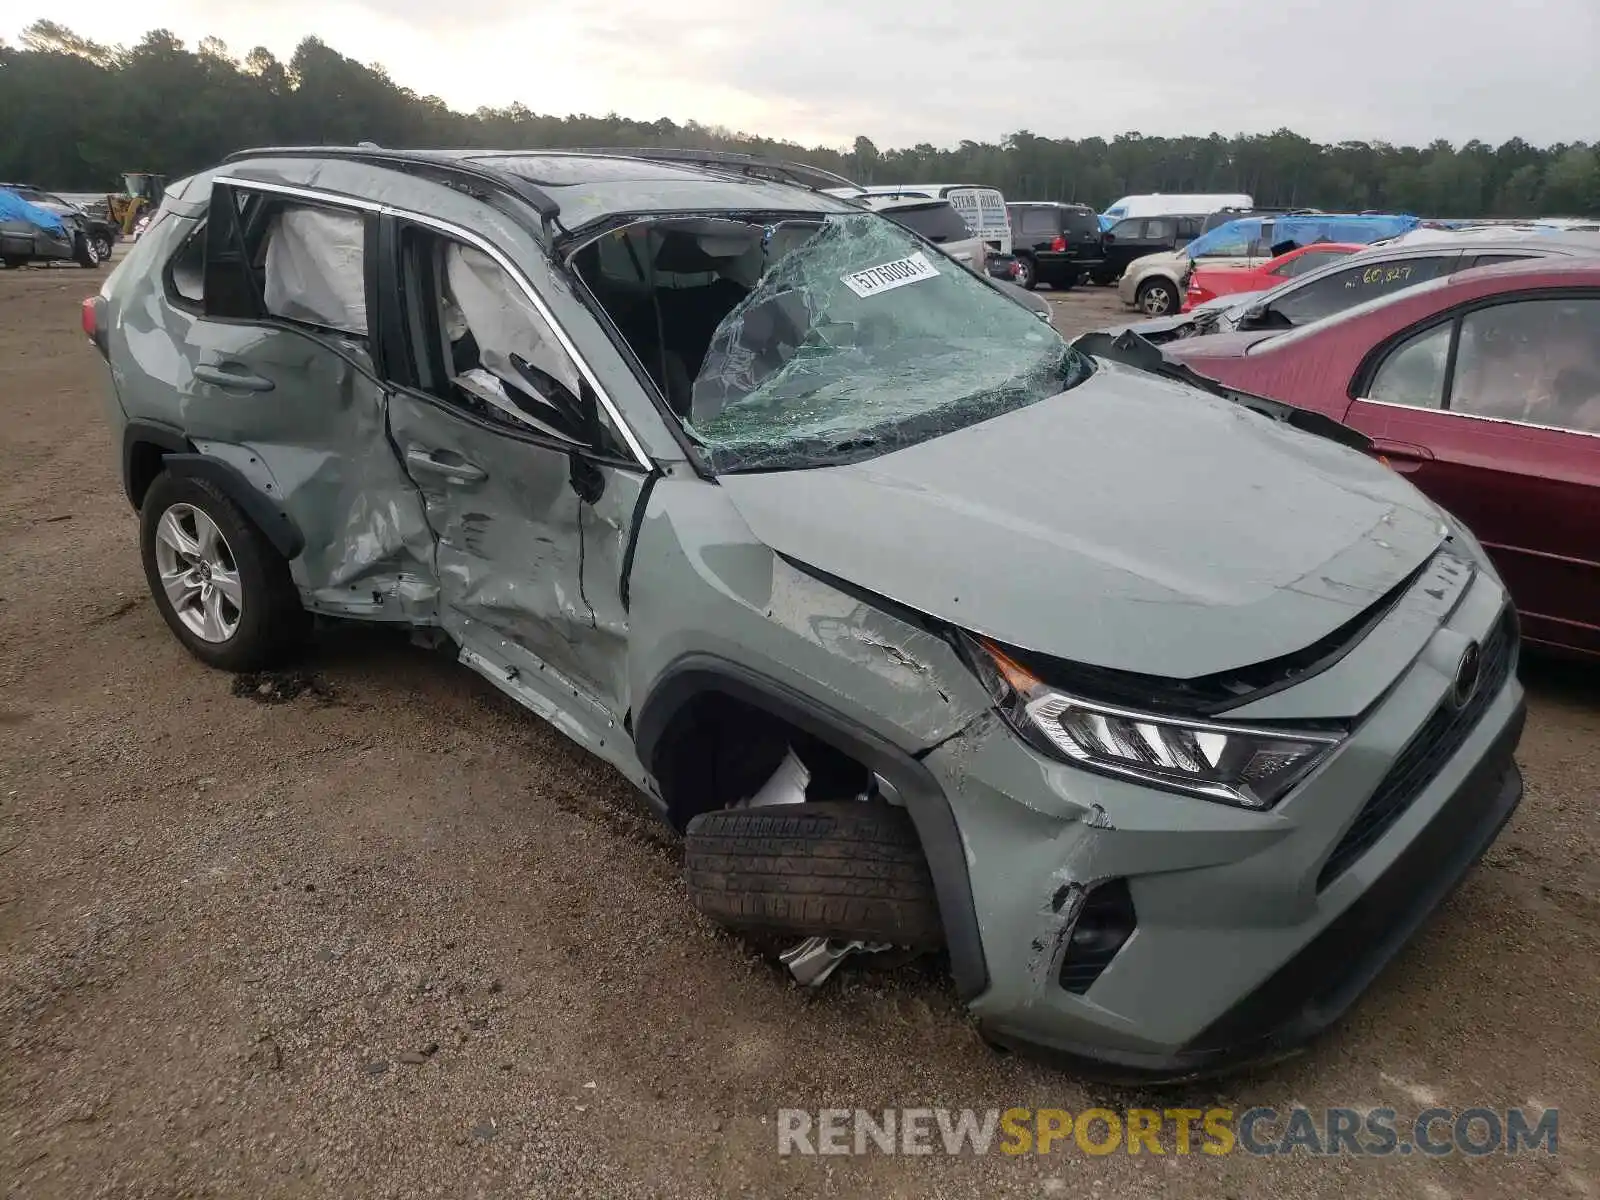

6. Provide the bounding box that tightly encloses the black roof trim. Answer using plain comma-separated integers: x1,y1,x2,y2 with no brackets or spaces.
220,146,563,221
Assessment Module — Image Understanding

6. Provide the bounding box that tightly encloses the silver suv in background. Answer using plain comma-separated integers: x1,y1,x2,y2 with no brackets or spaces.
85,146,1525,1081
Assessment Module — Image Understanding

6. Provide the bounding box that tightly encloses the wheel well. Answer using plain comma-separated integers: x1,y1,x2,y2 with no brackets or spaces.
649,691,875,831
126,439,171,509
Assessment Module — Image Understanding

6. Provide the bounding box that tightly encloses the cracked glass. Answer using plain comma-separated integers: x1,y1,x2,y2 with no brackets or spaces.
684,213,1089,472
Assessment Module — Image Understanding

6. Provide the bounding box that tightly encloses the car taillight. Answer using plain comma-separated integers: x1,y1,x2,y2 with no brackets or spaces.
1051,235,1067,252
81,296,108,358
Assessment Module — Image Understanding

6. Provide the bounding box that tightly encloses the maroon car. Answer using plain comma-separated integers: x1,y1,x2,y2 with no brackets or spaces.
1163,259,1600,660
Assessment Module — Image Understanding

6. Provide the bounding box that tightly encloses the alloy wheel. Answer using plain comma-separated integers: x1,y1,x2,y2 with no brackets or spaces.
1140,283,1174,314
153,503,243,642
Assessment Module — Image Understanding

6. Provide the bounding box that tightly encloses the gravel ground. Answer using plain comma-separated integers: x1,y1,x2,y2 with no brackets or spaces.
1,257,1597,1198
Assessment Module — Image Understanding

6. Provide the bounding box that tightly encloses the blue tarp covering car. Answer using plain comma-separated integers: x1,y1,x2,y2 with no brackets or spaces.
0,187,67,234
1182,213,1419,260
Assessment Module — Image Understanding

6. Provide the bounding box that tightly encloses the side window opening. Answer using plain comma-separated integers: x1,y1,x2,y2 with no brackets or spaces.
1451,298,1600,432
260,207,368,335
1367,322,1452,410
399,226,622,454
200,187,368,339
167,221,206,305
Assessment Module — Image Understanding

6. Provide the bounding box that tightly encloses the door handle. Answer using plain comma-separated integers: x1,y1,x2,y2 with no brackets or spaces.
1369,438,1434,472
406,448,487,484
194,362,276,392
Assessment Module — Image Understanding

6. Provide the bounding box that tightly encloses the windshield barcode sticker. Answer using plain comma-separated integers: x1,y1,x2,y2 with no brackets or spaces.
841,252,940,298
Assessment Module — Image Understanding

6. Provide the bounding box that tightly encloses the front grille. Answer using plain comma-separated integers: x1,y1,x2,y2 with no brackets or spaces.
1316,609,1516,890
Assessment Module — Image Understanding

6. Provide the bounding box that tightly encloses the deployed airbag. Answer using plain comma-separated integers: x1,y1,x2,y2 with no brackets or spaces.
444,244,583,399
263,207,368,335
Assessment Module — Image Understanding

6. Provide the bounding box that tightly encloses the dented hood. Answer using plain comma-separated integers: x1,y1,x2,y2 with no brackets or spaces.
718,358,1447,678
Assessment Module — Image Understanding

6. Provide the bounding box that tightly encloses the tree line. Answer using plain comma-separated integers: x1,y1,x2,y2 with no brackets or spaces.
3,21,1597,218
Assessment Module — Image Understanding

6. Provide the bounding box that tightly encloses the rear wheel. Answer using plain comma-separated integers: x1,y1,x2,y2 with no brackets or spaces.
1136,277,1179,315
1012,254,1038,290
1055,269,1080,292
2,256,27,269
139,473,308,671
1091,269,1118,286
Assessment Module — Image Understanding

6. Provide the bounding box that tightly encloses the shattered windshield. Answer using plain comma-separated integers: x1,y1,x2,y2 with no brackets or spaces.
674,213,1086,472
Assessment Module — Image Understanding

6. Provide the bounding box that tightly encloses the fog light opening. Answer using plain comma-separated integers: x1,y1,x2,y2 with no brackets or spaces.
1059,878,1137,995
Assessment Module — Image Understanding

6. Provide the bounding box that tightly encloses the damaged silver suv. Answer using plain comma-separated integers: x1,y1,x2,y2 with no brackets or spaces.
85,147,1526,1082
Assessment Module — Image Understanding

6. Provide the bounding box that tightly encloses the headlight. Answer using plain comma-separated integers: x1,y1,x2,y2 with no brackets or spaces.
966,636,1342,810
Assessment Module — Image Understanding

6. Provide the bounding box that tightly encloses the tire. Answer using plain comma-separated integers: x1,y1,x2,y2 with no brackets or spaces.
139,472,308,671
1055,269,1080,292
684,802,945,949
2,256,27,270
73,233,101,269
1090,269,1118,287
90,231,114,262
1012,254,1038,290
1136,277,1179,315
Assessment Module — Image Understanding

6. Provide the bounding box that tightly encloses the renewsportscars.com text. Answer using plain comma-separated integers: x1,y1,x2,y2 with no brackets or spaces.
776,1106,1559,1157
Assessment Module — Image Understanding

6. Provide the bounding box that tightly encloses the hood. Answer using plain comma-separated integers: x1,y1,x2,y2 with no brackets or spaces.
1131,249,1188,272
719,358,1445,679
1163,330,1281,362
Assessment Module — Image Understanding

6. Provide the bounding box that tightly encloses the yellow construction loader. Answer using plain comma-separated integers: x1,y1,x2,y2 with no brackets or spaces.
105,172,167,235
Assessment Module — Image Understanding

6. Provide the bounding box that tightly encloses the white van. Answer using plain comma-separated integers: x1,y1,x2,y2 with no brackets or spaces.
833,184,1012,256
1101,193,1253,222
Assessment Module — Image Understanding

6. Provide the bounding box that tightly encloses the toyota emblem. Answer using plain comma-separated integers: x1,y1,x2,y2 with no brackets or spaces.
1449,641,1482,710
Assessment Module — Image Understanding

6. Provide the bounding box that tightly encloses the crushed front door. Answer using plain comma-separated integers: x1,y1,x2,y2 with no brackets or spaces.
381,224,648,725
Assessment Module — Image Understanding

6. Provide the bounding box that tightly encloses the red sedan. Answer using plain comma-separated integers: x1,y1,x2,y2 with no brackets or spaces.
1182,243,1365,311
1164,258,1600,659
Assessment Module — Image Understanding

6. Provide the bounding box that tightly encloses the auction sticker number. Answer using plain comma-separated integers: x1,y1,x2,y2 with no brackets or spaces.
1346,264,1414,289
841,252,941,298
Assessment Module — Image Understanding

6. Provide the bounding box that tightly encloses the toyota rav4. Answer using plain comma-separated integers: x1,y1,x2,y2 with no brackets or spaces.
84,147,1525,1082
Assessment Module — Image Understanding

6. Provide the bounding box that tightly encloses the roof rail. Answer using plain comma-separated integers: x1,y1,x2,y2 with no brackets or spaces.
220,146,563,222
566,147,862,194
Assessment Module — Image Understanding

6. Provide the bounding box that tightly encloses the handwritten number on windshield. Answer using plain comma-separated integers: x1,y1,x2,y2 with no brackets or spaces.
1344,264,1413,289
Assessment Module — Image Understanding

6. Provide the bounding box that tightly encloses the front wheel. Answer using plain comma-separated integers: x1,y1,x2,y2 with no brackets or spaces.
1136,277,1179,315
139,473,308,671
684,802,945,948
1012,255,1037,290
73,234,101,269
90,231,115,262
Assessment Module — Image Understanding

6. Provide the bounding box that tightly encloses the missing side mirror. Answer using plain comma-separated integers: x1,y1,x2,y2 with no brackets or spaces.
568,454,605,505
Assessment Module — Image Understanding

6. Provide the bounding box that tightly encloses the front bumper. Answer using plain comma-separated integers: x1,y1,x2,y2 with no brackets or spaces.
923,559,1525,1083
987,716,1522,1082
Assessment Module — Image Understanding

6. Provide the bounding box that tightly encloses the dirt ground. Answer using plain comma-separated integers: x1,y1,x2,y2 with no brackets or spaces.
1,257,1597,1199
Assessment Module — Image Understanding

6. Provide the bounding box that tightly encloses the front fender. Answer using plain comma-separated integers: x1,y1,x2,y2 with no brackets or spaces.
633,652,990,1001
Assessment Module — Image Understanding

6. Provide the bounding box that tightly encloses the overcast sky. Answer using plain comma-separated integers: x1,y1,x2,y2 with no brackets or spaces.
10,0,1598,150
